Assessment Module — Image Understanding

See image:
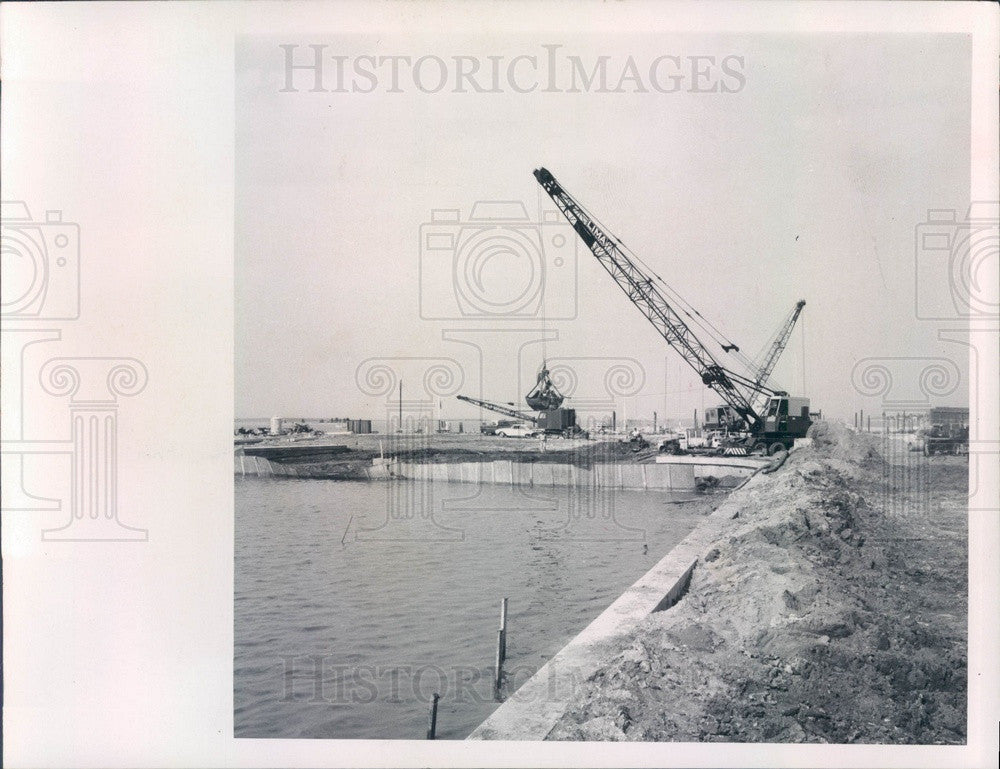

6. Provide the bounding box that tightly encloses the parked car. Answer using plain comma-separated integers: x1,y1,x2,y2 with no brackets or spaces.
496,424,541,438
480,419,518,435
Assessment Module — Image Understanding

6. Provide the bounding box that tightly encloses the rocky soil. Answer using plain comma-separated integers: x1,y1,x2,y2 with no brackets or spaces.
547,422,968,744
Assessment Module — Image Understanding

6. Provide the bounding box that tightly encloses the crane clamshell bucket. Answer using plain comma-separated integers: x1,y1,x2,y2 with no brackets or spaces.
525,362,565,411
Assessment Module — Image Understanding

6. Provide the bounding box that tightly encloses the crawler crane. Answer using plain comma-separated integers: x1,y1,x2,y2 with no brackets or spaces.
533,167,813,454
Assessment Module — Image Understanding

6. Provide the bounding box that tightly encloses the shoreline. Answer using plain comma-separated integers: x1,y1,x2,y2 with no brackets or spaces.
233,433,769,488
469,422,968,743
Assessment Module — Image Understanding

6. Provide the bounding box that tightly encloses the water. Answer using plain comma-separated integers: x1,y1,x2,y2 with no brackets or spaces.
234,417,481,434
235,476,707,739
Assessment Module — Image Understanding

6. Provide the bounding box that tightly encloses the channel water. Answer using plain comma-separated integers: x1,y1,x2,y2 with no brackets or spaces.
235,476,708,739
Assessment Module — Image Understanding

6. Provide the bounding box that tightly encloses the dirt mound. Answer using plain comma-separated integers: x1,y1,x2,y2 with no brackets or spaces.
548,421,967,744
807,420,885,473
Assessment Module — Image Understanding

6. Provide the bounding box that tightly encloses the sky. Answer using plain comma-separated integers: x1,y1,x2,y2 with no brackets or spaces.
235,32,972,423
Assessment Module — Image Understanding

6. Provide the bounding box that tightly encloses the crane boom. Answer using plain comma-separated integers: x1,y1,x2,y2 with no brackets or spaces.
533,167,769,429
753,300,805,397
456,395,538,423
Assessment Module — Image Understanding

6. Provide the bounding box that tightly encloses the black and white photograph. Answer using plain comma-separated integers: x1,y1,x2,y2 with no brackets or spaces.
2,1,998,767
233,27,982,745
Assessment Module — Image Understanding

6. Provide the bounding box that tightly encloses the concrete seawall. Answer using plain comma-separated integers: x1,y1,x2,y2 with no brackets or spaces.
233,452,392,480
235,452,767,491
466,488,741,740
391,460,713,490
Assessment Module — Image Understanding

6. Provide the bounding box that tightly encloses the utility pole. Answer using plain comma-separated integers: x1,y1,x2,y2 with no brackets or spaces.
398,380,403,433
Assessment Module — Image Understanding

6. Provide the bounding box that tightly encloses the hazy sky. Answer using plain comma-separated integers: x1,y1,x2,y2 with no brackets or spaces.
235,33,971,422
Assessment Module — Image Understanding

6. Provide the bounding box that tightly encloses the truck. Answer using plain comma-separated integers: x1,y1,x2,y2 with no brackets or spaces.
922,423,969,456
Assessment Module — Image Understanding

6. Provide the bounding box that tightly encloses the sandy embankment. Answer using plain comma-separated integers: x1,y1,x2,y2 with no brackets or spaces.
547,421,967,744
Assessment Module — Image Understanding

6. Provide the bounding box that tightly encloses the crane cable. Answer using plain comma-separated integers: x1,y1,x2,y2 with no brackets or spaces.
568,188,759,377
570,192,746,359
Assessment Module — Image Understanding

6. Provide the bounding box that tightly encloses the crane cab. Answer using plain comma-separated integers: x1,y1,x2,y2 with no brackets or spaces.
761,396,812,445
704,404,746,432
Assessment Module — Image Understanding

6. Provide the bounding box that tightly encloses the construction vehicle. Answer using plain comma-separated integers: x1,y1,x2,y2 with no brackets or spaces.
458,395,536,424
704,300,806,433
921,423,969,456
748,300,806,410
533,167,814,455
457,364,585,436
913,407,968,456
658,428,727,455
658,429,749,456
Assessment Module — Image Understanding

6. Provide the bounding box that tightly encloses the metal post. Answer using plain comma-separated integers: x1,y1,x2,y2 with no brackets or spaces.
867,415,871,433
860,409,864,432
494,629,504,699
653,411,657,433
426,692,440,739
499,597,508,662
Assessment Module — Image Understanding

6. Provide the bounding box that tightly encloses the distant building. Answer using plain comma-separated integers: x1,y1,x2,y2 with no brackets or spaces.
927,406,969,428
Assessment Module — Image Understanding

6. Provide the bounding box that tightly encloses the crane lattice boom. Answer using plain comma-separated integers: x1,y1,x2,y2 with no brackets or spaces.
533,167,771,430
752,300,805,399
456,395,537,424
